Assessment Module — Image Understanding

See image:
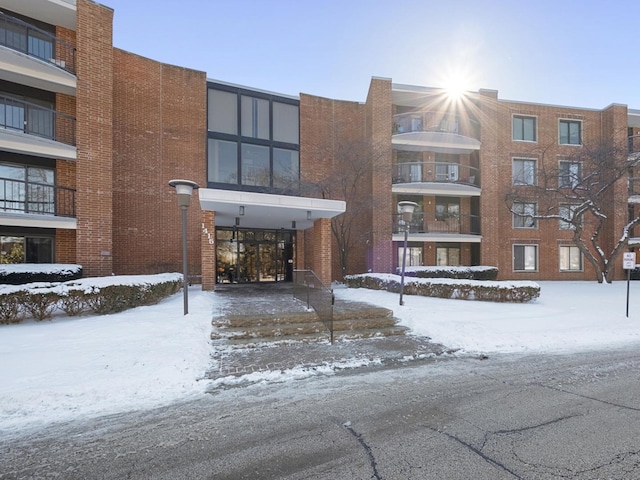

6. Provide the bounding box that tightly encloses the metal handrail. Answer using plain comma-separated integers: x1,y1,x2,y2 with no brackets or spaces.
393,112,480,139
0,177,76,217
0,11,76,74
392,212,481,235
293,269,335,344
0,94,76,145
393,161,480,187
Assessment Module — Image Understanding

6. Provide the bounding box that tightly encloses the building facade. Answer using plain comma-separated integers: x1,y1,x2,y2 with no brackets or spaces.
0,0,637,285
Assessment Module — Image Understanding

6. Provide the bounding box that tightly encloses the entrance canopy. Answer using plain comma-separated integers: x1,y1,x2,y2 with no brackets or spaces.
198,189,346,230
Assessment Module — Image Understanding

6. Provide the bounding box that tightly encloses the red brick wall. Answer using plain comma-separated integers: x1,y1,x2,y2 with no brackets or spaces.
201,211,216,290
75,0,114,276
479,94,624,280
111,49,206,276
55,229,76,264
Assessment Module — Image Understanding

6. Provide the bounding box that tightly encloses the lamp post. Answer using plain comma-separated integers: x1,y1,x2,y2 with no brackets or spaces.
168,179,199,315
398,201,418,306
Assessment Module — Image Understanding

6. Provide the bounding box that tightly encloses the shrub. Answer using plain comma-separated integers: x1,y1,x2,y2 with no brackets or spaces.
0,264,82,285
59,291,89,316
344,274,540,303
0,292,25,324
24,292,59,321
404,266,499,281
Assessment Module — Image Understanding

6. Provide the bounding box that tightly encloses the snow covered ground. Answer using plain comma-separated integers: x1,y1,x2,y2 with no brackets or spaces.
2,279,640,434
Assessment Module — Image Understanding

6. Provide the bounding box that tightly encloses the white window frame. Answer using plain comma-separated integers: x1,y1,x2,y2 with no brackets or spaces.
512,114,537,142
559,119,583,146
512,158,537,186
513,202,537,229
558,160,582,188
513,244,538,272
559,245,583,271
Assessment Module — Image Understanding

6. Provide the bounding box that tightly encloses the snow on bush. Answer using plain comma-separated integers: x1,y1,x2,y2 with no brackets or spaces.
402,265,499,280
344,273,540,303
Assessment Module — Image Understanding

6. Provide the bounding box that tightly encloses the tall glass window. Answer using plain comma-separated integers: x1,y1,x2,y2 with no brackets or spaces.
207,139,238,184
273,148,299,189
0,235,53,263
0,163,55,214
273,102,299,144
208,89,237,134
241,96,269,139
241,144,270,186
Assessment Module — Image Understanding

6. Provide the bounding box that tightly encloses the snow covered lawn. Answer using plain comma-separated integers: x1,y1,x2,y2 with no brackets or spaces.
2,279,640,435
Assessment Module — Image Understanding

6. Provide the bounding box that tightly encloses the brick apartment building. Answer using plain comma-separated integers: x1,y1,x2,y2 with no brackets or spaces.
0,0,638,287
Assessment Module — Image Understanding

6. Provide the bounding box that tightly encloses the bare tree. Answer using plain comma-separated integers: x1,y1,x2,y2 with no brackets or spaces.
302,139,388,279
506,138,640,283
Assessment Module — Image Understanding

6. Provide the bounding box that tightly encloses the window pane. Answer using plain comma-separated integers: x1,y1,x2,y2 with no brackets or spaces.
514,202,536,228
514,245,524,270
208,139,238,184
513,159,535,185
241,96,269,139
513,117,523,140
241,144,270,186
0,235,24,263
560,245,582,271
25,237,53,263
273,148,299,189
515,245,537,271
208,89,237,134
524,246,537,270
569,122,581,144
523,117,535,141
273,102,299,144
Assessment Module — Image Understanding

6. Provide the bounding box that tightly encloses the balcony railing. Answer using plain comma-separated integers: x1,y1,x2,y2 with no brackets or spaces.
0,12,76,74
393,212,481,236
0,94,75,146
0,177,76,217
393,112,480,140
393,161,480,187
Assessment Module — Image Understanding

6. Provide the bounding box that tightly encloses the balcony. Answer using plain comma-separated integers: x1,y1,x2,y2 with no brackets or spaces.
392,112,481,154
392,161,480,196
0,94,76,160
392,212,481,243
0,176,76,229
0,12,76,95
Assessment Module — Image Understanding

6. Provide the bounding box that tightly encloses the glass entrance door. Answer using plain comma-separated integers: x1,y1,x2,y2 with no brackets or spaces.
215,228,295,283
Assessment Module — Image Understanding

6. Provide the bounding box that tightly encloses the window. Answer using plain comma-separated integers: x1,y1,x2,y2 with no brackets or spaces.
207,139,237,184
513,115,536,142
241,96,269,139
398,246,422,267
513,202,537,228
208,89,237,135
559,204,579,230
559,161,581,188
513,158,536,185
436,244,461,266
241,144,270,186
514,245,538,271
273,102,299,144
0,235,53,263
273,148,299,190
0,163,55,215
559,120,582,145
559,245,582,271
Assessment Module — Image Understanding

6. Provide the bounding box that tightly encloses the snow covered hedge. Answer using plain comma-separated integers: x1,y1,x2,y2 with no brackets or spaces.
0,273,182,324
344,273,540,303
402,266,499,281
0,264,82,285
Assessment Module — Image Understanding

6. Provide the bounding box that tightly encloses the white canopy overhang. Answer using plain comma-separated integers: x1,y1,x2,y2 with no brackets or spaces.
198,189,346,230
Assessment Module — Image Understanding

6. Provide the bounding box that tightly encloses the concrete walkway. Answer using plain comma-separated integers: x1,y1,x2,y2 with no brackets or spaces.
206,283,453,381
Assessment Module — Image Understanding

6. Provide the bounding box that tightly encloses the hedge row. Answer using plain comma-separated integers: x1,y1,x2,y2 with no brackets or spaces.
0,264,82,285
344,274,540,303
403,266,499,281
0,279,182,325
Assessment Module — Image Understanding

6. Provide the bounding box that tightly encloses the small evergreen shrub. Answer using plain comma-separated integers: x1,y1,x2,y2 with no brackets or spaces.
404,266,499,281
24,292,59,321
0,264,82,285
59,291,89,316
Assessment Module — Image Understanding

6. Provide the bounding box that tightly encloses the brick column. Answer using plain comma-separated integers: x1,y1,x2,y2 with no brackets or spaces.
311,218,332,286
201,211,216,291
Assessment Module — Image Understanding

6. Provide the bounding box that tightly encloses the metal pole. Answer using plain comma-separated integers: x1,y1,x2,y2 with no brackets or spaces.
182,205,188,315
399,223,408,306
627,268,631,318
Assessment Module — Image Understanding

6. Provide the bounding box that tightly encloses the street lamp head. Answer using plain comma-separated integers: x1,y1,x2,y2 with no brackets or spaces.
169,179,200,208
398,201,418,223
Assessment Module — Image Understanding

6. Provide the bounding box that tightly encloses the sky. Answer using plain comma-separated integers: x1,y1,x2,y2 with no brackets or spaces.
3,274,640,435
100,0,640,109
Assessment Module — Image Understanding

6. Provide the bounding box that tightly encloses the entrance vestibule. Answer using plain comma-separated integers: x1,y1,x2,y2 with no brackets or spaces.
215,227,295,283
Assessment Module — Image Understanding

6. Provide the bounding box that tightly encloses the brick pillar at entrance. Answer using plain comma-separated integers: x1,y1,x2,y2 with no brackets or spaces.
311,218,332,286
201,211,216,291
